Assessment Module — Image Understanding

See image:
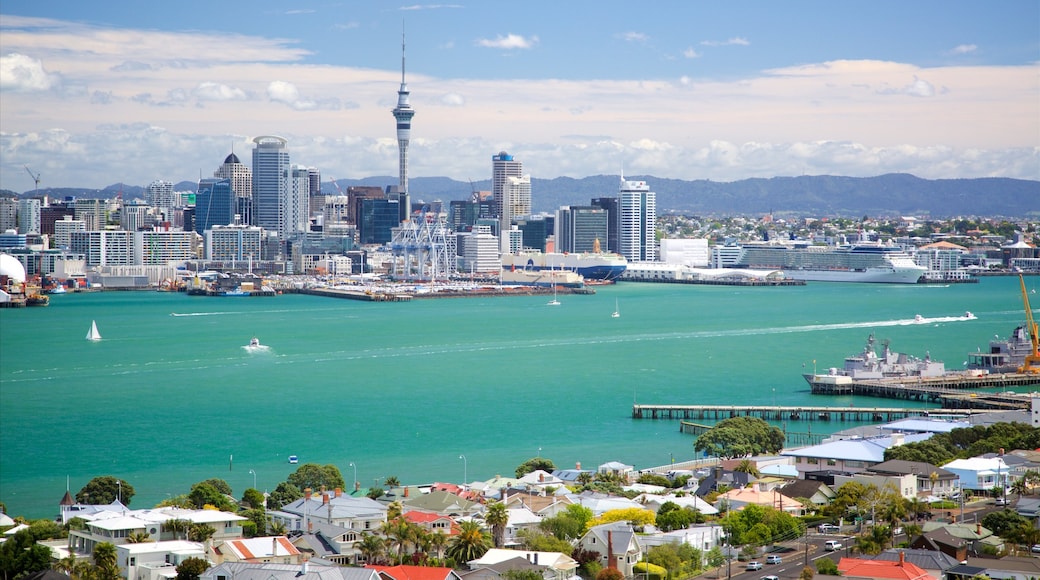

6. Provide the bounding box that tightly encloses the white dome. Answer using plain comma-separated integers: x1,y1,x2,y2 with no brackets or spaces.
0,253,26,283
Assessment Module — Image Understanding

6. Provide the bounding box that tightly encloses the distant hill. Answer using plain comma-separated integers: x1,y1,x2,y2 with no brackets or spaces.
11,174,1039,218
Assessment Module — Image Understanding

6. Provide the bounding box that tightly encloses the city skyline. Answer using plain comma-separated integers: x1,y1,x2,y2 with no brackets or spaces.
1,1,1038,192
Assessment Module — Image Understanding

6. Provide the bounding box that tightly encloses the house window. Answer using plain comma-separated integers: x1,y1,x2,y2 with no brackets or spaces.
129,558,136,566
826,459,836,466
807,458,819,465
217,576,228,580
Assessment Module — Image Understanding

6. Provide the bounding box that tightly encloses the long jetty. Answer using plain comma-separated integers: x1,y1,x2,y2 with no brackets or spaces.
807,373,1039,410
631,404,992,423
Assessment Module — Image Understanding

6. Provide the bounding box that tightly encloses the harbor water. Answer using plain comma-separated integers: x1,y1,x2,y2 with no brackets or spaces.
0,276,1032,519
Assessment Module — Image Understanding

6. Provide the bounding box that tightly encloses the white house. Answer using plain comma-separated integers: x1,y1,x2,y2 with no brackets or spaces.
942,457,1011,493
117,540,205,580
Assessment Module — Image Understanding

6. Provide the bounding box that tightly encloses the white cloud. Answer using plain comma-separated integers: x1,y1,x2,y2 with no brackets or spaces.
950,44,978,55
194,82,248,102
905,76,935,97
267,80,300,104
440,93,465,106
399,4,464,10
700,37,750,47
0,53,60,92
683,47,700,59
475,34,539,50
618,32,648,42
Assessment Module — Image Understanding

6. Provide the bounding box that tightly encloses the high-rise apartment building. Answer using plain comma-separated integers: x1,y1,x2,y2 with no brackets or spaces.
286,165,312,238
0,198,17,232
206,223,263,262
121,200,153,232
147,180,177,219
492,152,528,253
74,199,106,231
251,135,289,236
618,177,656,262
307,167,323,221
392,34,415,220
590,197,620,254
17,198,41,234
53,216,86,249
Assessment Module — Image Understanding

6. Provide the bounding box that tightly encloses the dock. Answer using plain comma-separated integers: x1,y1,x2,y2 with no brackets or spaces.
632,404,993,422
807,373,1039,410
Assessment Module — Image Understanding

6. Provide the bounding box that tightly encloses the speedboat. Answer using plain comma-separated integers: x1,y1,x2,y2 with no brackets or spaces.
964,311,976,320
288,455,298,464
913,314,925,323
249,337,260,347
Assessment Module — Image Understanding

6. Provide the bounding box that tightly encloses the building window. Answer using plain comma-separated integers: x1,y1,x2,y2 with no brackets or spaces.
807,458,819,465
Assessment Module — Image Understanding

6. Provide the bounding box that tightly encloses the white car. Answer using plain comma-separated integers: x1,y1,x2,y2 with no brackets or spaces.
824,540,843,551
745,561,763,571
765,555,782,564
817,523,840,533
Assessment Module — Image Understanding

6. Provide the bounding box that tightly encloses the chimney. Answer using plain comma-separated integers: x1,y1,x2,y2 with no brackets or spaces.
898,551,904,566
273,536,278,556
322,493,329,505
576,462,581,470
301,559,309,575
539,473,545,482
999,448,1005,456
404,486,410,498
607,530,616,570
335,487,342,498
977,522,982,535
355,481,361,493
304,487,312,499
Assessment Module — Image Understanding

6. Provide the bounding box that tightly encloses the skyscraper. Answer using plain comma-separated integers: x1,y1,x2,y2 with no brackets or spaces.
286,165,312,237
251,135,289,237
392,33,415,220
492,152,526,253
556,206,608,254
618,177,657,262
195,178,234,234
214,153,252,224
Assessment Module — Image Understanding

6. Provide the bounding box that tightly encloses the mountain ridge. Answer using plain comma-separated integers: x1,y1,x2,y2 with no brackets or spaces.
4,173,1037,218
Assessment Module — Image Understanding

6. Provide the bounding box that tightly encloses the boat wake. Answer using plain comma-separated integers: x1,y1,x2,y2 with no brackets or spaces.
243,345,271,353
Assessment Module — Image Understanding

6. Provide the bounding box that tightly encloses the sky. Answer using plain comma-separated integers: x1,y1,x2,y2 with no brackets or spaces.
1,0,1038,192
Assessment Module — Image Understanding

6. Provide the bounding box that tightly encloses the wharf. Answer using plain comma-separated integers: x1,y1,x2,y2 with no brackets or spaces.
621,276,805,286
632,404,991,423
808,373,1039,410
293,288,412,302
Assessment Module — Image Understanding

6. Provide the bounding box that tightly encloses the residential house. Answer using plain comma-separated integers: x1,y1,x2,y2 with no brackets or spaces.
873,548,960,579
402,511,457,537
1015,497,1040,519
837,553,930,579
202,561,380,580
272,491,387,534
116,540,204,580
639,525,726,553
909,527,968,562
636,493,719,517
920,522,1002,557
502,507,543,547
367,565,462,580
780,479,836,507
575,522,644,578
864,460,959,498
713,484,803,515
289,522,371,566
501,489,572,517
942,457,1011,494
464,549,579,580
68,506,246,556
597,462,634,482
400,490,482,518
213,536,302,565
945,556,1040,580
691,466,757,497
566,492,645,517
782,433,933,476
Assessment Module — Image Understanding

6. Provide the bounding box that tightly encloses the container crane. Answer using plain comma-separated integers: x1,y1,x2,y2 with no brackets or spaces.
1018,274,1040,374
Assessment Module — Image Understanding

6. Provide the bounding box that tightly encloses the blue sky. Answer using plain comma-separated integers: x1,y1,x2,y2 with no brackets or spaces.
1,0,1038,191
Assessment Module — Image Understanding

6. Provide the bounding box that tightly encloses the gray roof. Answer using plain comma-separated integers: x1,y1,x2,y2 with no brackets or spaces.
202,562,379,580
874,548,959,571
868,460,955,479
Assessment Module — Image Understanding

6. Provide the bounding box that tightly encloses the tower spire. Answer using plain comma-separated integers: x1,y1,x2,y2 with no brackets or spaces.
392,25,415,217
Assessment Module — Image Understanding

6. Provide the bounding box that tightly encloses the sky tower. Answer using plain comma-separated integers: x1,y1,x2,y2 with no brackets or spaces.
392,32,415,222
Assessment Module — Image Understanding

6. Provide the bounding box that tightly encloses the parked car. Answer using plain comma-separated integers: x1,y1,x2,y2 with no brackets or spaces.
765,555,782,564
824,540,843,551
995,497,1009,506
1031,544,1040,553
746,561,763,571
760,576,780,580
817,523,840,533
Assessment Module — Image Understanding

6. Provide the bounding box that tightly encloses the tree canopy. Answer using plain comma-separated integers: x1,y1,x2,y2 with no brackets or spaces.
694,417,786,459
884,422,1040,463
515,457,556,478
76,476,135,505
287,463,346,491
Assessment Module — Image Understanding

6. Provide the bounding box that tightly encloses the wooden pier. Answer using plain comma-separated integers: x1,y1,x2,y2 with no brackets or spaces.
632,404,991,423
807,373,1038,410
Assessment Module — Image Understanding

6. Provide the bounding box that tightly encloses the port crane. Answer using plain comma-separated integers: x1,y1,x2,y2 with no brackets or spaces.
1018,274,1040,374
24,165,41,195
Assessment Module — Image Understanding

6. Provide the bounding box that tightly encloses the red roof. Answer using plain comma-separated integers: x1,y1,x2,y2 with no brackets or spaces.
366,565,456,580
838,557,930,580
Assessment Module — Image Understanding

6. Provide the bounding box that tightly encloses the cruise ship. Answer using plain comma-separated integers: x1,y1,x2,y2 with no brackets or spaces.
725,242,926,284
501,251,627,281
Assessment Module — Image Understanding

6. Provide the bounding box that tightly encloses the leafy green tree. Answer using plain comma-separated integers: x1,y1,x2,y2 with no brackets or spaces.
515,457,556,478
175,557,211,580
799,565,816,579
733,459,761,477
516,529,574,554
501,570,543,580
27,519,64,540
694,417,785,459
287,463,346,491
241,509,268,538
637,473,672,487
266,482,301,511
645,544,682,577
241,488,266,510
538,503,593,541
446,520,491,563
0,528,52,580
656,502,703,531
200,479,233,496
187,482,236,511
76,476,135,505
705,546,726,576
366,487,385,500
484,501,509,548
982,509,1031,537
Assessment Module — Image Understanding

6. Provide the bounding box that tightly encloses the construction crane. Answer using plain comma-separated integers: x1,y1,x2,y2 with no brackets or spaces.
1018,274,1040,374
24,165,41,196
327,177,344,195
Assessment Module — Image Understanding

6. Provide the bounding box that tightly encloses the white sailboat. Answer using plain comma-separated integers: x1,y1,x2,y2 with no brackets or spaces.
611,298,620,318
86,320,101,341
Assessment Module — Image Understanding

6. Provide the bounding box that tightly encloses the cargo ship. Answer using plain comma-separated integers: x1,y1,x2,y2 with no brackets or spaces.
501,251,627,281
726,242,926,284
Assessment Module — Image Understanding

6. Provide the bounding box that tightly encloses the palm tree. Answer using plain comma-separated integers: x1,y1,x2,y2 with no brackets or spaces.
354,533,389,565
1024,470,1040,494
187,524,216,543
484,501,509,548
576,472,594,486
92,542,120,580
384,476,400,489
428,530,450,562
386,501,403,521
125,531,152,543
163,518,191,541
734,459,761,478
446,520,491,564
269,521,288,536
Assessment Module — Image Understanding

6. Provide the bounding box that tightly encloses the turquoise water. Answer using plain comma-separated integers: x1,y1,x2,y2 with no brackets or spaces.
0,277,1030,519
